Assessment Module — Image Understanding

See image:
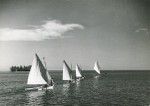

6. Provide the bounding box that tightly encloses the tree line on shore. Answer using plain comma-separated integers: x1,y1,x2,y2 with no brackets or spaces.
10,65,31,72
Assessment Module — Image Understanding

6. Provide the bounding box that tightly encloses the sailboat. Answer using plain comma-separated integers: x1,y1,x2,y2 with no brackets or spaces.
94,61,101,74
75,64,85,80
62,60,73,82
26,54,54,91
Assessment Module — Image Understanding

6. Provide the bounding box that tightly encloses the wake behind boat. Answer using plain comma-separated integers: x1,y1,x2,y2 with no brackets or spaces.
26,54,54,91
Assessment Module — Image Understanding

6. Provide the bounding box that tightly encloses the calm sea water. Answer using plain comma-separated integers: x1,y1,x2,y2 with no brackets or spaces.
0,71,149,106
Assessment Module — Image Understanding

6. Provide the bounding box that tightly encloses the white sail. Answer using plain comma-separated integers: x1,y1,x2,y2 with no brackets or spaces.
27,54,52,85
94,61,101,74
63,60,72,81
76,64,82,78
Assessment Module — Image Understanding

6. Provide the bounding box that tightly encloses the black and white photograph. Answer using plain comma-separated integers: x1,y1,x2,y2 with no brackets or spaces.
0,0,150,105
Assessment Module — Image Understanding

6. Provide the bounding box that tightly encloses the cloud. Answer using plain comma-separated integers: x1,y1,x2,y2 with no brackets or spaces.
0,20,84,41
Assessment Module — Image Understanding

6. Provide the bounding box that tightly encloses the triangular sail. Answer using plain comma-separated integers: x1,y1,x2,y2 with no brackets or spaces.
43,57,52,85
94,61,101,74
27,54,52,85
63,60,72,81
76,64,82,78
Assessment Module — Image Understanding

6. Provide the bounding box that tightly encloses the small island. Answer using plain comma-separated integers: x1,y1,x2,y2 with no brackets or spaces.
10,65,31,72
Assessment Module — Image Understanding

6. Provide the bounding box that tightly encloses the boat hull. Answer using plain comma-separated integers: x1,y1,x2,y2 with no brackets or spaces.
25,85,54,91
63,79,76,83
38,85,54,90
76,76,85,81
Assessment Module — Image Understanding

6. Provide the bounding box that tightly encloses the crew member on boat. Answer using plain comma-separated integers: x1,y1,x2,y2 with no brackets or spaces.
42,78,54,89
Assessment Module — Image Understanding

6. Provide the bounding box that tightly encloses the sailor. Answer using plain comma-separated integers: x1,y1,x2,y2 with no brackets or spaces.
43,84,48,88
50,78,54,86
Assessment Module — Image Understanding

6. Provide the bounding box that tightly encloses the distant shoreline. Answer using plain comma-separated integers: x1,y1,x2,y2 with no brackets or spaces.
10,65,31,72
9,67,150,72
47,70,150,72
0,70,149,73
48,69,150,71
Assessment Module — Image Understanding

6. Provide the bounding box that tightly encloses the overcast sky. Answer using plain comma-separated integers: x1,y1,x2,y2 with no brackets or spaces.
0,0,150,71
